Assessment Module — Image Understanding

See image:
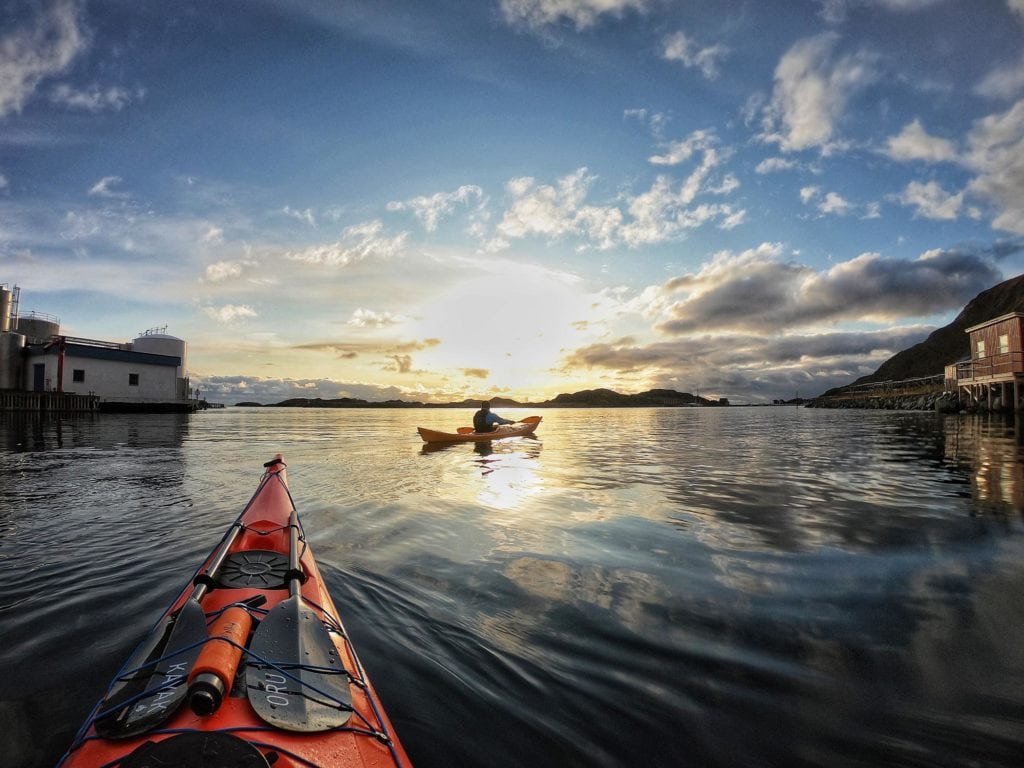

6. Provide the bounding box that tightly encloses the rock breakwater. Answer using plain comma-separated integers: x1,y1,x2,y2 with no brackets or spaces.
807,392,959,412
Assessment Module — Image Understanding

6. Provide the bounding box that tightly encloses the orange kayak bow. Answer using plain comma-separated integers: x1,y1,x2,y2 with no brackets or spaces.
59,455,412,768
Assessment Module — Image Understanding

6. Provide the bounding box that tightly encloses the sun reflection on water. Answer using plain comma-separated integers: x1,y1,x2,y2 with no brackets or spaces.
472,438,544,511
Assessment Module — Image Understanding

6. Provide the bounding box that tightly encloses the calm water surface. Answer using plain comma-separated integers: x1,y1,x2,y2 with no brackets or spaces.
1,407,1023,767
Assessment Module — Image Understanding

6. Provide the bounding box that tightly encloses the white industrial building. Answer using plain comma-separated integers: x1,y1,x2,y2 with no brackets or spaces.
1,283,196,412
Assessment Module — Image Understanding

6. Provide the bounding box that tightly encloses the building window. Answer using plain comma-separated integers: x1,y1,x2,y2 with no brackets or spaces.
72,369,85,383
976,339,986,358
129,373,140,386
999,334,1010,354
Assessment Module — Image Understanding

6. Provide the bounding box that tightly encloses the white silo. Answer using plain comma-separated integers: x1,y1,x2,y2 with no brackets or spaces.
133,329,189,400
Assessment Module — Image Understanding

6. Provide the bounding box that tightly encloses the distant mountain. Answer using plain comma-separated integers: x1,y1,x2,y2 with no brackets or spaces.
826,272,1024,395
548,388,709,406
239,388,722,408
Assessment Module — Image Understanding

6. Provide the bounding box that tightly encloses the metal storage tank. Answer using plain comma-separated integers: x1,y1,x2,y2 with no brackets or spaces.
132,331,187,372
0,286,11,333
16,313,60,343
0,332,25,390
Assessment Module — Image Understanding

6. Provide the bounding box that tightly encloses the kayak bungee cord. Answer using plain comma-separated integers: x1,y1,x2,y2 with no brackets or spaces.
58,455,412,768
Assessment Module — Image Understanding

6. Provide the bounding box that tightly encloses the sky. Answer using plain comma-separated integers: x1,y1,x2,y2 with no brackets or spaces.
2,0,1024,405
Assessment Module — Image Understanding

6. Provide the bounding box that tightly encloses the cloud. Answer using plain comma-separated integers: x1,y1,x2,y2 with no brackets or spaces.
556,242,1002,401
625,107,671,138
499,0,648,31
760,33,877,153
0,0,86,117
620,164,744,246
800,186,873,217
49,83,144,111
564,327,929,375
347,308,406,328
61,209,100,239
817,0,945,23
385,354,414,373
281,205,316,226
896,180,963,220
756,157,800,174
649,128,716,166
285,219,408,266
0,173,8,191
647,243,1001,334
191,374,413,405
1011,0,1024,20
661,31,729,79
494,168,623,249
203,304,258,323
201,226,224,244
462,367,489,379
818,191,854,215
881,100,1024,234
295,337,440,357
203,258,254,282
386,184,484,231
88,175,127,198
560,325,934,402
963,98,1024,234
976,51,1024,100
883,119,957,162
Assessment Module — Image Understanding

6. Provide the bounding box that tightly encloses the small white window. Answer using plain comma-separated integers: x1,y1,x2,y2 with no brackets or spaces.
976,339,986,358
999,334,1009,354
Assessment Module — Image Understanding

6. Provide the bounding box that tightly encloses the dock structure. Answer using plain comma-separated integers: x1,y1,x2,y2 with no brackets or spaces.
0,391,100,413
946,312,1024,411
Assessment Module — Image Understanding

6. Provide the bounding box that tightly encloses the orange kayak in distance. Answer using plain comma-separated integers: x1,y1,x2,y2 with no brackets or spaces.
417,416,542,443
58,455,412,768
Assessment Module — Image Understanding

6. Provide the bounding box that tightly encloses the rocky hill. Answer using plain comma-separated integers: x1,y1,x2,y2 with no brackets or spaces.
825,272,1024,395
243,388,721,408
548,388,709,406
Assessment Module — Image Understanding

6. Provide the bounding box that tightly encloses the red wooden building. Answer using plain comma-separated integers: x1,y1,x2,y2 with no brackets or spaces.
946,312,1024,409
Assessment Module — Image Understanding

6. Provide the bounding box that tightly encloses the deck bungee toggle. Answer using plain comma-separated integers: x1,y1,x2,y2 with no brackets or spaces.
60,455,412,768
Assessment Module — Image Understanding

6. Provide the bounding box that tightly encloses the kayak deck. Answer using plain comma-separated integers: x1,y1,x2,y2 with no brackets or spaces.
59,455,411,768
417,416,541,443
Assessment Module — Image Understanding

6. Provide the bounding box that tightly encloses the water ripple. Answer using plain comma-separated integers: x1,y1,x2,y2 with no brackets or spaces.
3,408,1024,768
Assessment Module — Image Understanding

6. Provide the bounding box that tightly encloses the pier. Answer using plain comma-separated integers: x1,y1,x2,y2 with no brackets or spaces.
0,391,100,413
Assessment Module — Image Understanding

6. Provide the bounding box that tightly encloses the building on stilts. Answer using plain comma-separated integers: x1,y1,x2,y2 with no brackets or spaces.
947,312,1024,411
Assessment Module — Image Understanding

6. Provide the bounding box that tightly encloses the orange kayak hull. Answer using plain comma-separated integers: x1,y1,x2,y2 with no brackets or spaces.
59,455,412,768
417,417,541,443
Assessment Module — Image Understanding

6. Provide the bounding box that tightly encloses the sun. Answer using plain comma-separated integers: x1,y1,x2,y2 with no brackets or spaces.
415,260,601,393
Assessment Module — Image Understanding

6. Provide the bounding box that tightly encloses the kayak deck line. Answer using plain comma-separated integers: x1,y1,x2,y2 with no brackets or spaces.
417,415,542,443
59,455,412,768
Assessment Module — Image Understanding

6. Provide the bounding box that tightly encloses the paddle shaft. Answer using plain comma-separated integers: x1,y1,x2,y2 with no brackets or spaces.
287,508,303,597
191,521,244,602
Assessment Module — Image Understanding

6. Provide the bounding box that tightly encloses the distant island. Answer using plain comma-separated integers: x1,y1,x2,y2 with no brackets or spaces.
234,388,748,409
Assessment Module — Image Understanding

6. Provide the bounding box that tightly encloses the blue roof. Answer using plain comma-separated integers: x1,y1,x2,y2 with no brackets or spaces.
27,343,180,367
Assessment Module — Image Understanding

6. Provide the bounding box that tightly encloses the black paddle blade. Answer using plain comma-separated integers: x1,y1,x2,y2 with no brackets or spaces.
95,598,208,738
247,595,352,732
